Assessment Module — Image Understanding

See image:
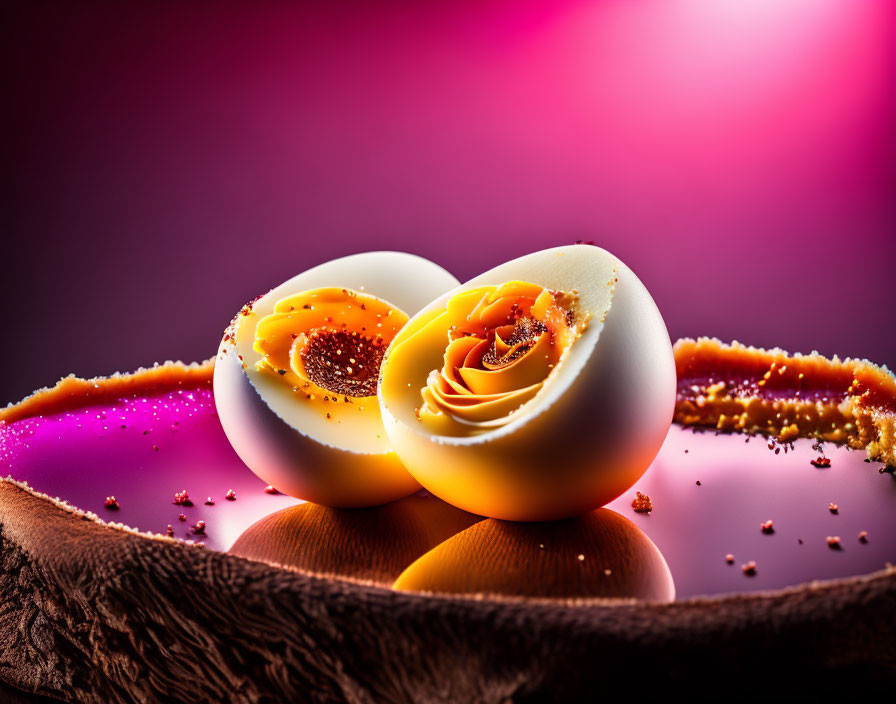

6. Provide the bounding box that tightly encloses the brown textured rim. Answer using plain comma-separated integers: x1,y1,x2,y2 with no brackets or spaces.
2,357,895,699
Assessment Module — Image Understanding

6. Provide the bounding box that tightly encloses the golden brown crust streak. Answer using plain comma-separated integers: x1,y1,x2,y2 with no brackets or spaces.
674,338,896,465
0,359,214,425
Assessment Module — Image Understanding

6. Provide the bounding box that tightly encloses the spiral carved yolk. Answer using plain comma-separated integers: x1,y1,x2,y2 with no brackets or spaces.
417,281,581,431
252,287,409,401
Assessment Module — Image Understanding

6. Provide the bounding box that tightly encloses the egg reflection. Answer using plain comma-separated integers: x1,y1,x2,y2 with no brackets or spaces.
392,508,675,601
228,492,481,585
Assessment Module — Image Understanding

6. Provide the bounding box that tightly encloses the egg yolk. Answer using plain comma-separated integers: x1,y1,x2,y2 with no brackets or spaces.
253,287,409,402
416,281,582,433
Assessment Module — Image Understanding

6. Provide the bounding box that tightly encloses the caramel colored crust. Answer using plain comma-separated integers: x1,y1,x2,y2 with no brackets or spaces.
674,338,896,466
0,359,214,425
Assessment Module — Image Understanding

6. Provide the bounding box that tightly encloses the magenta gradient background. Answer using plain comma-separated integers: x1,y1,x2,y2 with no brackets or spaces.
4,0,895,405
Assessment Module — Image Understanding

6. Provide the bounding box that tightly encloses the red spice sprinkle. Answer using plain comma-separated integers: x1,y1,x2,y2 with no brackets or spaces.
104,496,120,510
742,561,757,576
811,456,831,468
205,497,215,506
858,531,868,543
173,490,193,507
828,503,839,514
166,525,174,537
225,489,237,501
178,513,187,522
725,554,735,564
264,485,280,494
631,492,653,513
826,536,842,549
760,520,775,534
192,520,206,534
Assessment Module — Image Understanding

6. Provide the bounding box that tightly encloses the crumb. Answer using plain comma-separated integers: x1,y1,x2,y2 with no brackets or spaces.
192,520,206,535
104,496,119,510
725,554,735,564
760,520,774,534
632,491,653,513
603,568,612,576
858,531,868,543
577,554,585,561
826,536,842,549
166,525,174,537
173,490,193,507
152,444,159,452
695,480,701,486
811,456,831,468
205,497,214,505
828,503,838,514
264,485,280,494
742,561,757,576
225,489,236,501
178,513,187,522
798,538,803,544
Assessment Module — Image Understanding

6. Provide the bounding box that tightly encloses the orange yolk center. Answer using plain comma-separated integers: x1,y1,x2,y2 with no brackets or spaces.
418,281,580,429
253,287,409,400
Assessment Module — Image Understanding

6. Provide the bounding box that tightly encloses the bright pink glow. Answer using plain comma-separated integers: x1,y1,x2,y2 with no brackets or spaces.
4,1,895,402
3,385,894,598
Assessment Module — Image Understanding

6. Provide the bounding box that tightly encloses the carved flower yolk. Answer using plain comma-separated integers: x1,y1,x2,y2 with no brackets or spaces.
417,281,581,432
253,287,409,401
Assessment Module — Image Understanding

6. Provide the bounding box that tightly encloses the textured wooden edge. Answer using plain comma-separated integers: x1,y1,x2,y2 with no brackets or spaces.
2,478,895,702
2,350,896,701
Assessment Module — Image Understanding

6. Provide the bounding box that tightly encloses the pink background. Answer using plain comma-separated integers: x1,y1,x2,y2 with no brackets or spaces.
4,0,894,404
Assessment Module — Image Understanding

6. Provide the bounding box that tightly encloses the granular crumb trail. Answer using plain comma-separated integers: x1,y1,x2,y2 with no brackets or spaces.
631,492,653,513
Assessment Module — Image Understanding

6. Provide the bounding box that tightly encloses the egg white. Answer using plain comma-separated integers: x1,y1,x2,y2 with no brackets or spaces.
378,245,675,521
214,251,460,508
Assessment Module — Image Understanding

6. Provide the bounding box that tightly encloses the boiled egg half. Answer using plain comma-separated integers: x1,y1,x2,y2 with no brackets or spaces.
378,245,675,521
214,252,459,507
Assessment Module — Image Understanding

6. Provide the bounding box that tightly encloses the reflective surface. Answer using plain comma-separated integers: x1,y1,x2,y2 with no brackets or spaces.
2,385,894,599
